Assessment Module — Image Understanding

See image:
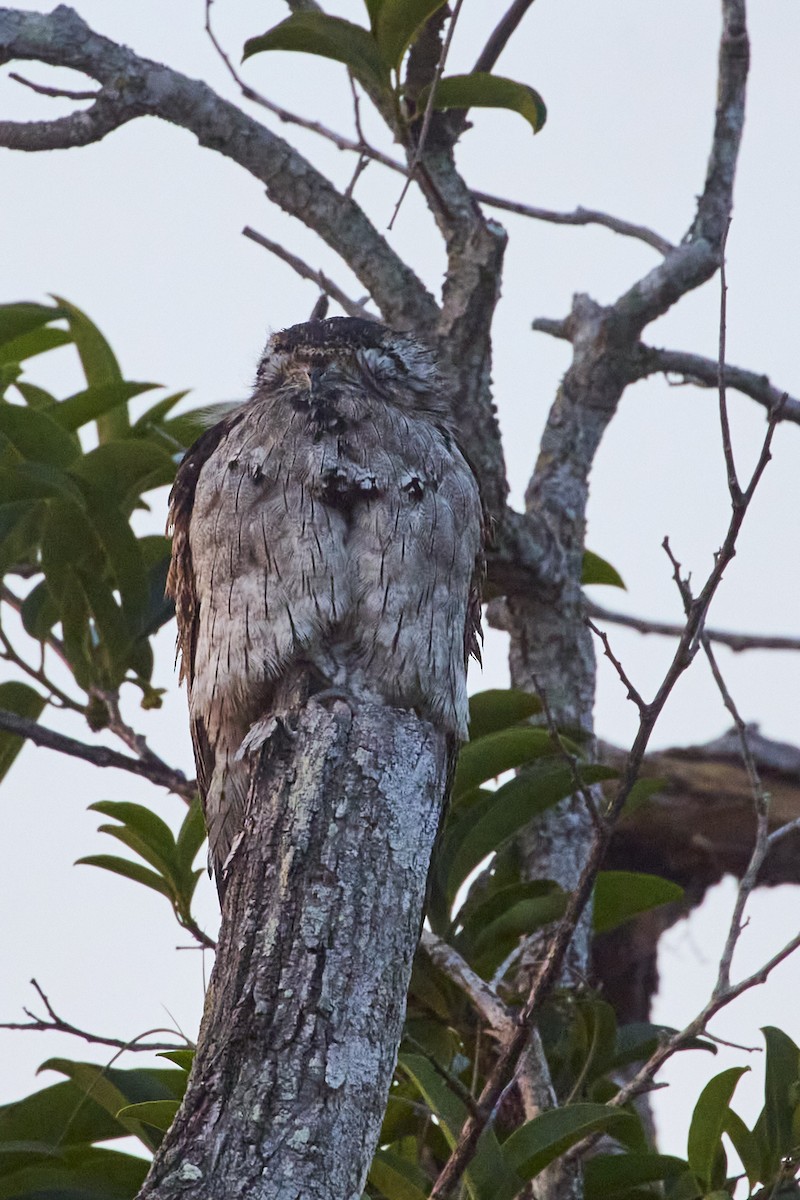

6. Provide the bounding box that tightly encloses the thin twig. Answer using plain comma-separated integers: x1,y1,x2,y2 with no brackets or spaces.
587,619,647,713
242,226,376,320
0,625,85,713
767,816,800,848
9,70,97,101
176,910,217,952
0,708,194,799
612,926,800,1114
0,979,190,1053
472,0,538,73
389,0,465,230
717,220,741,502
403,1035,483,1118
91,686,188,788
586,601,800,653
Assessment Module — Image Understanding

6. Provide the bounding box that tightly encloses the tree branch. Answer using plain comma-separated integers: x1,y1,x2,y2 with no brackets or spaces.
472,0,539,74
420,930,513,1035
587,600,800,653
634,344,800,425
0,708,194,799
242,225,377,320
0,5,437,331
477,195,674,254
1,979,188,1053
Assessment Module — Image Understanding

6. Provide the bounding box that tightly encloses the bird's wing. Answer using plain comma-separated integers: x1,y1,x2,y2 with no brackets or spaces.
166,410,246,799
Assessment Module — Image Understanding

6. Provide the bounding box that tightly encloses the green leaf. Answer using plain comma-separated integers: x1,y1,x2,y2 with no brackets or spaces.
687,1066,748,1190
0,498,45,574
0,301,63,350
54,296,129,441
611,1022,714,1073
503,1103,635,1180
0,400,80,467
72,439,176,507
53,381,160,432
417,72,547,133
583,549,626,588
758,1026,800,1175
723,1108,761,1191
453,727,578,798
0,326,72,366
160,401,238,451
0,1145,148,1200
467,889,568,976
243,14,390,95
14,381,57,410
0,682,46,784
398,1053,522,1200
0,460,83,505
621,776,667,815
584,1152,688,1199
20,581,60,642
374,0,448,70
157,1049,195,1072
445,761,617,898
38,1060,156,1153
467,688,542,741
175,799,207,871
89,801,177,867
368,1147,431,1200
115,1099,178,1133
84,502,149,629
131,390,190,433
76,854,172,900
593,871,684,933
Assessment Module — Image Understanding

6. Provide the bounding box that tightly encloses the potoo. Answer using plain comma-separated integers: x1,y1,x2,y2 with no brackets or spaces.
167,317,483,892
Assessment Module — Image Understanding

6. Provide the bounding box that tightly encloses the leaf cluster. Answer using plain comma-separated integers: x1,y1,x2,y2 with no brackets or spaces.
243,1,547,141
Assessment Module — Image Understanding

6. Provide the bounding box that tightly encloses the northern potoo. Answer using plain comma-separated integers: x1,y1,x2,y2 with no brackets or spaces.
167,317,483,892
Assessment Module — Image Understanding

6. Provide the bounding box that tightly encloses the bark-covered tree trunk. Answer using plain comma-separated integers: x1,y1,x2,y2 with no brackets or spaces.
139,701,450,1200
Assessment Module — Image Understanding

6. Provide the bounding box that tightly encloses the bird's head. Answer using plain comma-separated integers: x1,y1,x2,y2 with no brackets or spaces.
254,316,445,413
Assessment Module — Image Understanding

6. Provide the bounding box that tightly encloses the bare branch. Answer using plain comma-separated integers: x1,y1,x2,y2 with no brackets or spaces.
717,221,742,502
586,601,800,653
0,5,437,330
611,0,749,336
1,979,189,1053
242,226,377,320
0,622,85,713
633,344,800,425
8,69,96,99
478,194,675,255
702,635,770,996
420,931,513,1034
472,0,538,74
768,815,800,848
0,708,194,799
611,926,800,1117
587,619,647,713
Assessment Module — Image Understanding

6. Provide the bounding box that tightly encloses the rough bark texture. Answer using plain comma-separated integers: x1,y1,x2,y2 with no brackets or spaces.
139,701,450,1200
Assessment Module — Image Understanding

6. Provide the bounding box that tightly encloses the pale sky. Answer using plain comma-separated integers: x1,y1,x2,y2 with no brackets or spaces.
1,0,798,1163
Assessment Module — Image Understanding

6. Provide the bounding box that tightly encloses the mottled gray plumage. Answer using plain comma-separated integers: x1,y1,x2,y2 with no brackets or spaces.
167,317,483,891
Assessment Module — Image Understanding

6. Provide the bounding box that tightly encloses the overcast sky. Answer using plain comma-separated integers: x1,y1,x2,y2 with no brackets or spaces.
1,0,798,1163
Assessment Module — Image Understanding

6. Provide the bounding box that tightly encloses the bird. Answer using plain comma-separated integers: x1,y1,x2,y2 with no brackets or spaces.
167,315,483,895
